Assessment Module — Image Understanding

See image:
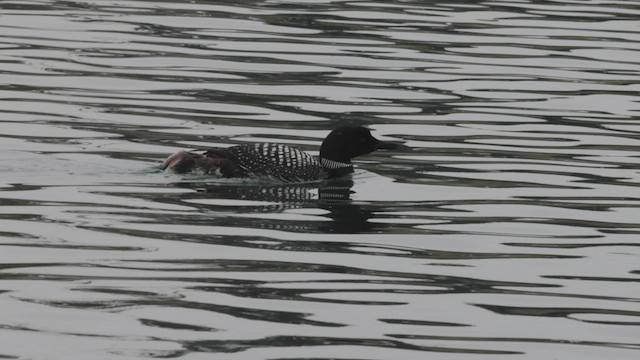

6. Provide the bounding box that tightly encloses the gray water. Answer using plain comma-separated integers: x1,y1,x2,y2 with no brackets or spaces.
1,0,639,359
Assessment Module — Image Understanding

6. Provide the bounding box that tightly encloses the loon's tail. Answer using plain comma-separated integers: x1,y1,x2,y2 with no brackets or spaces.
162,150,241,177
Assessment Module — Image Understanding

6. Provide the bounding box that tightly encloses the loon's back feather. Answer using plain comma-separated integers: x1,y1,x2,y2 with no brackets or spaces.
222,143,326,182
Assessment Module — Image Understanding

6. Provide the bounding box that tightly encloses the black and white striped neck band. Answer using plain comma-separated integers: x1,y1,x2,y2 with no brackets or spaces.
320,158,352,170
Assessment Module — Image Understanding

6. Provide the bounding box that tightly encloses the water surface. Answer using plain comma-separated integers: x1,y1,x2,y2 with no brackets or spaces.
0,0,639,359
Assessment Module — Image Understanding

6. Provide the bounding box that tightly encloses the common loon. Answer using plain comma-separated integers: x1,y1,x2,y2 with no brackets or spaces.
162,125,399,182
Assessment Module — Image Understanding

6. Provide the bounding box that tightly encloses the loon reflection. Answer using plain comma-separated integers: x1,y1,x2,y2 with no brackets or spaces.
168,176,379,234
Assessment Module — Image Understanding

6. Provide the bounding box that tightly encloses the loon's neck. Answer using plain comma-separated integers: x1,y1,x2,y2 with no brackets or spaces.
320,157,352,170
319,157,353,179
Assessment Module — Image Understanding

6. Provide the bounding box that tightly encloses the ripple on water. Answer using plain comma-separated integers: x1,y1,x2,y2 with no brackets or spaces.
1,0,639,359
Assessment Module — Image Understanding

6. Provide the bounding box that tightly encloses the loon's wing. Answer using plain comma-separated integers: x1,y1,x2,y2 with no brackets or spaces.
226,143,325,182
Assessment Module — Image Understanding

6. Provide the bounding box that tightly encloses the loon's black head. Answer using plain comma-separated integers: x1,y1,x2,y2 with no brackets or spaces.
319,126,398,163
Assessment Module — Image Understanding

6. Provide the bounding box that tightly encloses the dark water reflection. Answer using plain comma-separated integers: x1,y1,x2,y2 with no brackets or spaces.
1,0,639,359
